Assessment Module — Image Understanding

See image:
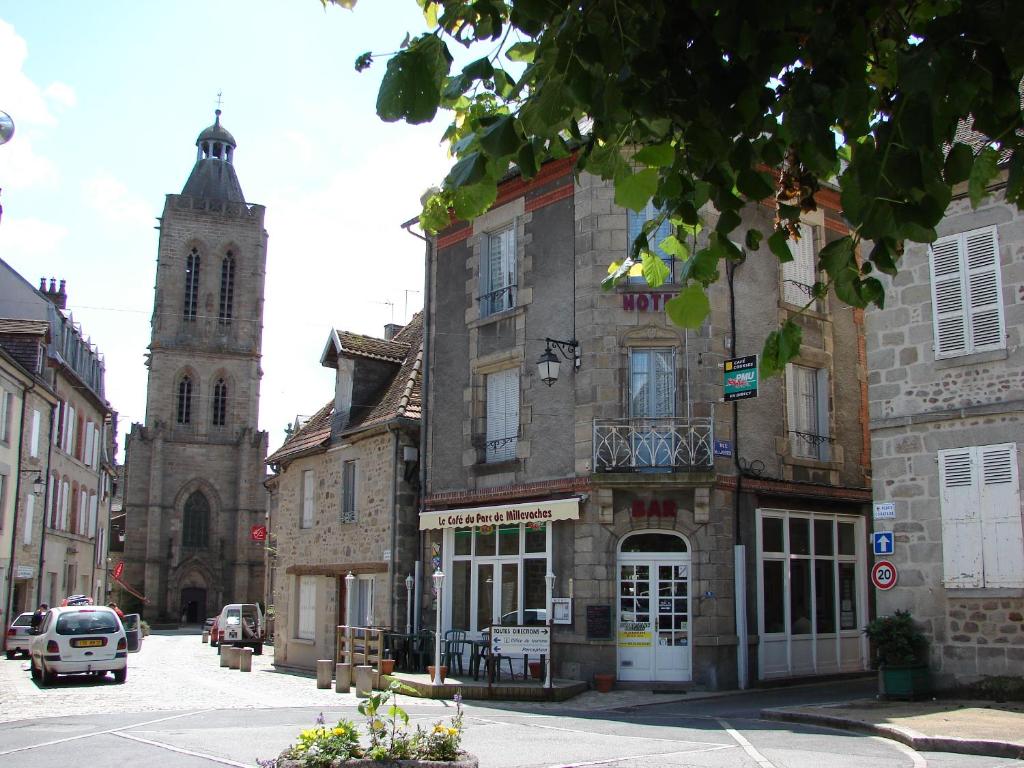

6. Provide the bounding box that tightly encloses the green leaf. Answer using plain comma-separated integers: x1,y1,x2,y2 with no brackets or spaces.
462,57,493,80
614,168,659,212
506,42,537,63
445,151,487,188
641,252,671,288
634,143,675,167
517,142,538,178
968,147,999,208
479,115,521,158
767,230,792,263
869,239,899,276
602,259,634,291
736,168,774,201
858,276,885,308
659,235,688,259
665,285,711,329
420,192,451,234
744,228,763,251
376,35,449,124
716,209,741,234
944,143,974,185
452,179,497,220
818,236,855,280
761,321,803,377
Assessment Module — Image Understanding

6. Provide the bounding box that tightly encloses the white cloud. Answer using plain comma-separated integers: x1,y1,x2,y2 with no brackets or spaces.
0,20,58,127
44,82,77,109
83,173,152,226
0,216,68,258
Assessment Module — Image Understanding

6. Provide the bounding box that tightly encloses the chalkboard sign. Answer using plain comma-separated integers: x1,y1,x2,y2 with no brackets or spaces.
586,604,612,640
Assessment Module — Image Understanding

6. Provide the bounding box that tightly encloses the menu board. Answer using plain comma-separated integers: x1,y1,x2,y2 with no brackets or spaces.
586,604,612,640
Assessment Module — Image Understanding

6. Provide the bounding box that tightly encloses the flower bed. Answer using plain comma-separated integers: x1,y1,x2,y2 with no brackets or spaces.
259,684,476,768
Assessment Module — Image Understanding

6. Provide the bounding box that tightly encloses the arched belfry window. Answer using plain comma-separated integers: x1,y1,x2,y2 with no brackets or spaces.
212,379,228,427
177,375,193,425
219,252,235,324
182,491,209,548
184,248,200,321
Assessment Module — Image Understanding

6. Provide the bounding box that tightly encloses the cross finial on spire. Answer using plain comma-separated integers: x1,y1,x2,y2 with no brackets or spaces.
216,90,223,110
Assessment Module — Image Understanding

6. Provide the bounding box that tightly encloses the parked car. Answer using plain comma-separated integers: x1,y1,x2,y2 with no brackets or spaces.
5,612,34,659
61,595,94,606
216,603,264,655
29,606,141,685
208,616,221,647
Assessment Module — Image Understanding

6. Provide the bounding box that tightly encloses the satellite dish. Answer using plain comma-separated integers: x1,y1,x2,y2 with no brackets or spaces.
0,111,14,145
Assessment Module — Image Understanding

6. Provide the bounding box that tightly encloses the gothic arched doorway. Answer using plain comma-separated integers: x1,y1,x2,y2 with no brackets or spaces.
180,587,206,624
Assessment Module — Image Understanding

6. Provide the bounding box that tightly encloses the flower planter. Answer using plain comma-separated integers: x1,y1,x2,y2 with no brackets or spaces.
379,658,396,676
879,663,930,700
276,754,478,768
427,665,448,683
593,673,615,693
528,661,543,680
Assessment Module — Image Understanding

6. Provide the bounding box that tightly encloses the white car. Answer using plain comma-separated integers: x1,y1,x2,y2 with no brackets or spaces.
29,606,139,685
5,612,34,658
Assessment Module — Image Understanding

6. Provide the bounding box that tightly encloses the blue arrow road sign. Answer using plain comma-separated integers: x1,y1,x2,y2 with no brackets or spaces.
872,531,894,556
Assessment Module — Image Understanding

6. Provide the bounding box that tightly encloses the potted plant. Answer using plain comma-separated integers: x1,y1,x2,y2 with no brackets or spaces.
864,610,929,700
427,665,447,683
379,653,396,676
593,673,615,693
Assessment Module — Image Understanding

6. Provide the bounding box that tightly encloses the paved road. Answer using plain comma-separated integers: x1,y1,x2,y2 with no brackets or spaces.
2,632,1022,767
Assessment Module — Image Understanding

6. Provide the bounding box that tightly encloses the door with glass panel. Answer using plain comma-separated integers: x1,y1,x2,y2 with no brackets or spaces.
629,348,676,469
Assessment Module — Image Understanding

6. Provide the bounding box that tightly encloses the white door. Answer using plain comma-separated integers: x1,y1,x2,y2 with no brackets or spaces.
617,532,691,682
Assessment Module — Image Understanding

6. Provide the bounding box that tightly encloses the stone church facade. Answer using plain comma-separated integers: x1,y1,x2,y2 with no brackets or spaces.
122,111,269,622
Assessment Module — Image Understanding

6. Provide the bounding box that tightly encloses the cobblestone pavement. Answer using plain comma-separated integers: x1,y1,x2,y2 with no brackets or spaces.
0,630,447,724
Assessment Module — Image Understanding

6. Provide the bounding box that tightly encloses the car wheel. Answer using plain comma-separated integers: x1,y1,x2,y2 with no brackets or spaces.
30,657,40,681
5,650,14,660
113,667,127,684
254,643,263,656
41,662,57,686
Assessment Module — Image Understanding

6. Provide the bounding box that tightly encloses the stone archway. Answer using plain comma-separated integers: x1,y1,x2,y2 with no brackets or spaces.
180,586,206,624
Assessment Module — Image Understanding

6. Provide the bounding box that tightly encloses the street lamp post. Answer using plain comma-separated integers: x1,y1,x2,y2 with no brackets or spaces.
432,568,445,686
405,574,414,633
545,571,555,689
344,571,356,626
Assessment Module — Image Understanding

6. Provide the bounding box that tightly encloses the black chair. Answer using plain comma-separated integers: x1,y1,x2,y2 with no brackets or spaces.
409,630,433,671
442,629,467,675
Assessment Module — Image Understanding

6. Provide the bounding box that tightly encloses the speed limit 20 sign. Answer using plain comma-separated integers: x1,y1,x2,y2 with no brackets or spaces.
871,560,898,590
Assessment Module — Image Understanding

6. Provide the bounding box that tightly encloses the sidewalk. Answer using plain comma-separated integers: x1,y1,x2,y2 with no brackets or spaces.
763,698,1024,759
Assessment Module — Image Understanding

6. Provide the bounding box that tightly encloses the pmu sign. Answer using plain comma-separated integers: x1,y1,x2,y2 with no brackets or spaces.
871,560,898,590
724,355,758,401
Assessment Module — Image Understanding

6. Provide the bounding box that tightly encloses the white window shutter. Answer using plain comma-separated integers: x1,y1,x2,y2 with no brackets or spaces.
938,448,983,587
89,493,98,538
84,423,94,469
815,368,831,461
23,494,34,545
929,234,968,358
964,227,1005,352
302,470,315,527
783,226,816,305
486,369,518,462
979,443,1022,587
30,410,40,458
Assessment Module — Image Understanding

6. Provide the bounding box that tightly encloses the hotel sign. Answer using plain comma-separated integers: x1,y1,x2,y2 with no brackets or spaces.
420,497,581,531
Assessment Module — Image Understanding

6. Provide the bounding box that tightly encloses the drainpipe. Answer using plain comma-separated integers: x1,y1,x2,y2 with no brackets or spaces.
35,401,57,604
402,218,431,635
3,381,33,626
388,423,400,632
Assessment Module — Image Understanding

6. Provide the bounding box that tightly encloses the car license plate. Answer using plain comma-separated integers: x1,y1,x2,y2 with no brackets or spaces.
73,638,104,648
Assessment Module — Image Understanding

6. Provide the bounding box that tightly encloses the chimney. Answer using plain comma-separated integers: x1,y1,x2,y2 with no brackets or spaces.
384,323,403,341
41,277,68,310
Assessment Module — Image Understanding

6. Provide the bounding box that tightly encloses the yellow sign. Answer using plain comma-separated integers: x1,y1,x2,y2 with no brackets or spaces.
617,621,652,647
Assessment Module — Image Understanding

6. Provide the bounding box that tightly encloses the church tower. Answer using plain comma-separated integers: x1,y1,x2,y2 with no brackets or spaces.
123,110,268,622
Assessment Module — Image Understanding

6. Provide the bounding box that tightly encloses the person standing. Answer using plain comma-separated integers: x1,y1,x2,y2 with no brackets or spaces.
29,603,49,633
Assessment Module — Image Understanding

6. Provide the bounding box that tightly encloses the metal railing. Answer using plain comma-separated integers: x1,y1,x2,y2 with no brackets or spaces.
593,418,714,471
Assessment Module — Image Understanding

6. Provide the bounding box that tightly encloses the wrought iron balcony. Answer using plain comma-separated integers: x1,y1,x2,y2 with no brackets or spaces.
593,418,714,472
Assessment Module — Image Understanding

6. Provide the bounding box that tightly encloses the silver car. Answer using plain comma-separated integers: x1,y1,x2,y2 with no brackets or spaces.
29,606,140,685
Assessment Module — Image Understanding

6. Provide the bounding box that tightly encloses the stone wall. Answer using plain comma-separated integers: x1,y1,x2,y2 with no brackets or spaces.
868,188,1024,685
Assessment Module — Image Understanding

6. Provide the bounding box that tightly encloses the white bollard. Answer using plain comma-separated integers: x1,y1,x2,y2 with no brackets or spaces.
316,659,333,689
239,647,253,672
355,665,374,698
202,631,210,644
219,646,231,668
335,663,352,692
228,646,242,670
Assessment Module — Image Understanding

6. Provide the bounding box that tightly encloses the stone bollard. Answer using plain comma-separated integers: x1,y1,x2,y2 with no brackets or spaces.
335,663,352,693
354,665,374,698
219,645,231,668
316,659,333,689
239,647,253,672
227,646,242,670
202,631,210,644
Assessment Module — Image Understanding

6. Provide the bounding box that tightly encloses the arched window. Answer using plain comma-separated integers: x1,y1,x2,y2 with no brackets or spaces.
182,491,209,548
619,531,688,553
218,252,234,324
184,248,200,321
212,379,228,426
176,376,193,425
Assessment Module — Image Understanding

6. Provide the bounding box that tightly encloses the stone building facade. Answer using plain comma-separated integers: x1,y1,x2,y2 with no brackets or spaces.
424,159,872,689
867,177,1024,686
0,267,117,615
123,111,268,622
266,316,421,671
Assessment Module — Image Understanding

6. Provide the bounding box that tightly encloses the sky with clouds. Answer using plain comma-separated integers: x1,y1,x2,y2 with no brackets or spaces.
0,1,457,458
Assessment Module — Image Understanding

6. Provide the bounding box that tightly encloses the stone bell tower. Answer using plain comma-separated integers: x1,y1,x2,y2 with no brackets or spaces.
122,110,269,622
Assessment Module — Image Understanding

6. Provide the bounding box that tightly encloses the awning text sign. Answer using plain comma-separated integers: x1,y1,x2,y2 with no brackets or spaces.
420,497,580,531
490,626,551,657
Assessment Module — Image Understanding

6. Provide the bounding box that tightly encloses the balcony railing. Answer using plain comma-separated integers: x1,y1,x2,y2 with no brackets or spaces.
593,418,714,472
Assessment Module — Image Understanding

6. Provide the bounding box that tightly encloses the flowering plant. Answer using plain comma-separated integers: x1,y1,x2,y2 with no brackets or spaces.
262,712,362,768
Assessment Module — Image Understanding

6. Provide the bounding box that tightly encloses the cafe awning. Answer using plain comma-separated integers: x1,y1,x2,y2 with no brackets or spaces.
419,496,581,531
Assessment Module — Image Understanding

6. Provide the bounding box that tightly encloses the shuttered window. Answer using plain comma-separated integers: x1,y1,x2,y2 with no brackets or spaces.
301,470,315,529
480,225,516,317
939,443,1022,588
785,364,831,461
30,410,40,458
341,460,357,523
782,227,817,306
929,226,1005,359
627,200,675,284
297,576,316,640
486,368,519,462
23,493,34,545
